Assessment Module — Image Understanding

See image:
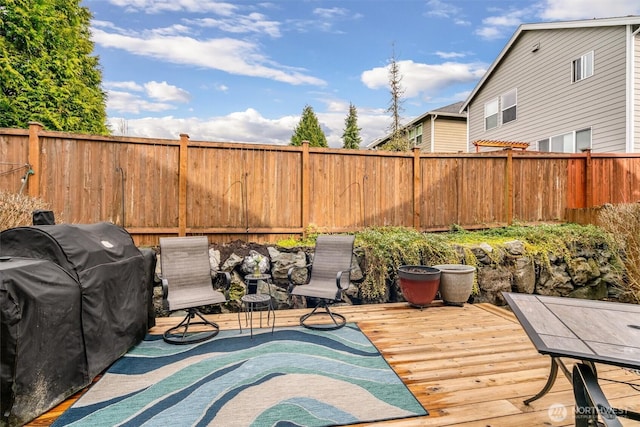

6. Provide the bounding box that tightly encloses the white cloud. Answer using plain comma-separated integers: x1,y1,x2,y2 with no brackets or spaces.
436,51,466,59
104,81,144,91
426,0,461,19
313,7,348,19
454,18,472,26
107,91,175,114
321,99,350,113
144,81,191,103
148,24,191,37
189,13,281,38
91,28,326,86
483,14,524,27
425,0,471,26
361,60,486,99
287,5,361,34
108,107,390,148
475,9,529,40
107,0,238,15
475,26,504,40
539,0,640,20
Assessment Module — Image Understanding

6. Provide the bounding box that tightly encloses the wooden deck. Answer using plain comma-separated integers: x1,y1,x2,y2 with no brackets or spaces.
29,302,640,426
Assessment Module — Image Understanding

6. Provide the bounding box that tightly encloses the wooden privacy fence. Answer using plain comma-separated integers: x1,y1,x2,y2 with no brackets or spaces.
3,123,640,245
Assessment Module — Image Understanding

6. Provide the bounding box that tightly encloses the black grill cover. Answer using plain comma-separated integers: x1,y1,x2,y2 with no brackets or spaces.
0,222,152,425
1,258,85,426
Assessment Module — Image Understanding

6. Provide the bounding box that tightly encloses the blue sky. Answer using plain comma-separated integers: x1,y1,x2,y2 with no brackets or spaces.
84,0,640,147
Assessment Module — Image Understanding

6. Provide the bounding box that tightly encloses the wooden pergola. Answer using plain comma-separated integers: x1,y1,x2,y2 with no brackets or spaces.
473,139,530,152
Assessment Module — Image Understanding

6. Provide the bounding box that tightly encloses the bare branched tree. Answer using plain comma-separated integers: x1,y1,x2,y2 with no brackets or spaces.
117,119,129,136
383,44,410,151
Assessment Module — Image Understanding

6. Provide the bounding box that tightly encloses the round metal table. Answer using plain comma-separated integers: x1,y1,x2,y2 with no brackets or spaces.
238,274,275,337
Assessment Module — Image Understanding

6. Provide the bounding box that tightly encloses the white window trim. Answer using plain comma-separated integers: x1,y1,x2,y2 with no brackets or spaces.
537,127,592,153
484,98,499,131
572,51,594,83
501,88,517,125
576,127,592,152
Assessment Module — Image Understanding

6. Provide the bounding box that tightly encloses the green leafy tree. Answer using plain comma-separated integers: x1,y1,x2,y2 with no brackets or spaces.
341,103,362,149
290,105,327,147
0,0,109,134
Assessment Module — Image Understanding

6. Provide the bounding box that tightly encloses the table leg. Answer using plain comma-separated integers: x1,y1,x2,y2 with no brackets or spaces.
525,357,596,405
269,301,275,334
249,302,254,338
525,357,560,405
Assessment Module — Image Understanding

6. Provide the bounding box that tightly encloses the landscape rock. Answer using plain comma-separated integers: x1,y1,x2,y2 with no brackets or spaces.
152,237,625,316
476,266,512,305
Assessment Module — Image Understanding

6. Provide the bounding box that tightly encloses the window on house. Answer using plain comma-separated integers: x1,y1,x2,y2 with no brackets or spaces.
537,127,592,153
576,128,591,151
551,133,573,152
408,124,423,145
538,139,549,151
501,89,517,124
484,99,498,130
572,51,594,82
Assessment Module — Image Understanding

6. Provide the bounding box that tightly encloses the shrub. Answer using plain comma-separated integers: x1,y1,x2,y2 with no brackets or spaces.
356,227,457,301
598,203,640,303
279,223,626,304
0,191,51,230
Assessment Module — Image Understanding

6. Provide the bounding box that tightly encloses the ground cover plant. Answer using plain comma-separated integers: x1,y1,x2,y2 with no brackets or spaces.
279,222,628,303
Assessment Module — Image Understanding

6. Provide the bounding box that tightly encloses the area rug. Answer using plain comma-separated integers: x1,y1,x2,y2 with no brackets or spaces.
52,323,427,426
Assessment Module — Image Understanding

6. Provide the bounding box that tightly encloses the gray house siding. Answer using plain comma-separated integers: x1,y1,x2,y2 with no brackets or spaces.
468,26,629,153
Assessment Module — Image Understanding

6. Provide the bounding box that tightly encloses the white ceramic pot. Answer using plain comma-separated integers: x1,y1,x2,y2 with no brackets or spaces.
432,264,476,306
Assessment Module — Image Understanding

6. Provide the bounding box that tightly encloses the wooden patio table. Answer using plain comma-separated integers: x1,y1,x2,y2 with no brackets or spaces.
503,292,640,425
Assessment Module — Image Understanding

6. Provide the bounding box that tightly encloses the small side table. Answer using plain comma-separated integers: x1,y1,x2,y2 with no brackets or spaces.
238,273,275,338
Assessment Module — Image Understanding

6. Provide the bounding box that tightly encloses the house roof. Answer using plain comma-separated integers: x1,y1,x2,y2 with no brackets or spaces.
460,15,640,113
367,101,467,148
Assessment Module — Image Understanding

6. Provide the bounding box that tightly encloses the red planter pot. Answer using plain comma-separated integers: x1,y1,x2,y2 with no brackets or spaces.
397,265,441,308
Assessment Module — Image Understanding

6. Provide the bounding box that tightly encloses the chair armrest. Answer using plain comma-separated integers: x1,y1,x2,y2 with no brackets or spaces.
161,278,169,299
212,270,231,291
335,267,356,290
573,363,623,427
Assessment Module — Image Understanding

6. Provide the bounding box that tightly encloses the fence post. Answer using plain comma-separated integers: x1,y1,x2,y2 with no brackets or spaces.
584,149,592,207
178,134,189,237
301,140,310,238
413,147,421,229
505,148,513,225
27,122,43,198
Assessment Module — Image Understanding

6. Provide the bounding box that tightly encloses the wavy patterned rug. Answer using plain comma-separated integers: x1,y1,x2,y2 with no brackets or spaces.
52,323,427,426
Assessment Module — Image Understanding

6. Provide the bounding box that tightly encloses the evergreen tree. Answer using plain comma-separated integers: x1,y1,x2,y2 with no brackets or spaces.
383,44,410,151
0,0,109,134
341,103,362,149
290,105,327,147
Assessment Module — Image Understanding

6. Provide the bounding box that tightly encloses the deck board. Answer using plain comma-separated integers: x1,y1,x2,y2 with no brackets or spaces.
26,302,640,426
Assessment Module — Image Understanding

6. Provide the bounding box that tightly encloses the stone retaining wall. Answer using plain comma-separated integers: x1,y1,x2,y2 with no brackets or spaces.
152,239,623,316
